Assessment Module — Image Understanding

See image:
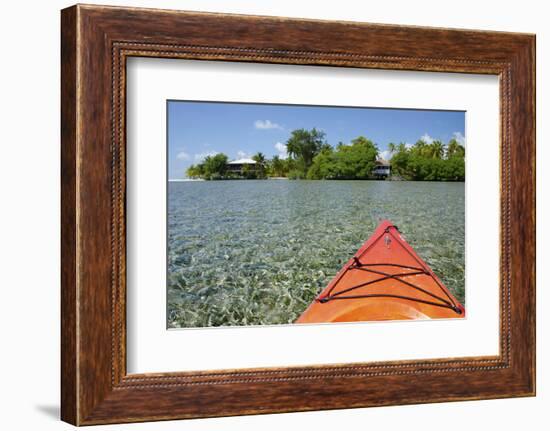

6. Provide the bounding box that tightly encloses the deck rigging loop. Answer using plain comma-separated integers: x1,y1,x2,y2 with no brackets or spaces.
317,224,462,314
318,261,462,314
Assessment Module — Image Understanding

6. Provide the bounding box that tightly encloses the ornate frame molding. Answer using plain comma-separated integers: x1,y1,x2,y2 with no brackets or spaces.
61,5,535,425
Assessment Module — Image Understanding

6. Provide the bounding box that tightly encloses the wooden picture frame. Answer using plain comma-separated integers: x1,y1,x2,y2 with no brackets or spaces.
61,4,535,425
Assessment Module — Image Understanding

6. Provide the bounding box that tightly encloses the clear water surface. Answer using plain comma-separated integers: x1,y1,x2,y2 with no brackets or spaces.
168,180,465,328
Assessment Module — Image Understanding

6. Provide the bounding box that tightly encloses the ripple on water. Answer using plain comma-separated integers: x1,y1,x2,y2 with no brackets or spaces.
168,180,465,328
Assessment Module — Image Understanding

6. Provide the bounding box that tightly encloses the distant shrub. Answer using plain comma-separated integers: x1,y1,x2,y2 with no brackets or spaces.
288,169,306,180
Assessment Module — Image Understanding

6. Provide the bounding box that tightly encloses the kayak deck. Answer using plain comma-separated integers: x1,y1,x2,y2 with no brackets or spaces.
296,220,465,323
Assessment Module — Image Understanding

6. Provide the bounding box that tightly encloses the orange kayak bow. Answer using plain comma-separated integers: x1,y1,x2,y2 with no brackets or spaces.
296,220,465,323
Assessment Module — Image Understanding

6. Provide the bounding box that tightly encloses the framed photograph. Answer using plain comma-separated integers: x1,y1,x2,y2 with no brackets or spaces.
61,4,535,425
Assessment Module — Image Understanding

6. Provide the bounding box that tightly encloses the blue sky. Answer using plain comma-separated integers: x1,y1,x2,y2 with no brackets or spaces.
168,100,465,179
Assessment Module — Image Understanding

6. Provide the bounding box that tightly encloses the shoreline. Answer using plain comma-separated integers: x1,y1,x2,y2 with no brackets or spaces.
171,178,465,183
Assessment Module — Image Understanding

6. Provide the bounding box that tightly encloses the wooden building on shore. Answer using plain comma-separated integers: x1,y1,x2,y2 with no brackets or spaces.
226,158,257,175
373,159,391,178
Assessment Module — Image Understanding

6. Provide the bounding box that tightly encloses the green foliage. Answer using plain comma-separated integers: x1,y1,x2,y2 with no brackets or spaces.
186,153,228,180
203,153,229,179
288,169,306,180
390,139,465,181
286,128,327,177
269,155,289,177
447,138,466,158
252,152,267,179
186,163,204,178
184,130,465,182
307,136,378,180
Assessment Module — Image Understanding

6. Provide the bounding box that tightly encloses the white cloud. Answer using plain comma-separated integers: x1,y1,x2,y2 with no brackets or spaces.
420,133,434,144
453,131,466,146
274,142,288,159
274,142,286,152
405,142,414,149
176,151,190,161
255,119,282,130
194,150,219,161
379,150,391,161
236,150,251,159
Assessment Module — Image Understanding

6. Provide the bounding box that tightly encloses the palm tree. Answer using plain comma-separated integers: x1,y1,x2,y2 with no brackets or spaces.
388,142,396,154
252,152,266,165
397,142,408,153
410,139,426,157
286,128,327,170
270,155,285,177
447,138,465,158
252,152,267,178
429,141,445,159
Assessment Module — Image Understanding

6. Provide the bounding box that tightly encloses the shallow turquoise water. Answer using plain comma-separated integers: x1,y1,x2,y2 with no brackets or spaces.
167,180,465,328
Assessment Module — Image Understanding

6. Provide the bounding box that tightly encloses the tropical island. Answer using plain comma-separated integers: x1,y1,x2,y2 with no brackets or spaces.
185,128,465,181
